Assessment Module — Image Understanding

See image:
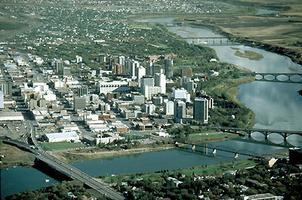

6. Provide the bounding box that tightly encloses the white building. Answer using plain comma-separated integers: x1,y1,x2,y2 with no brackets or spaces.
44,131,80,143
0,91,4,109
136,66,146,87
154,73,166,94
164,100,174,116
144,86,161,100
172,88,191,102
76,55,83,63
0,111,24,121
98,81,129,95
143,103,156,115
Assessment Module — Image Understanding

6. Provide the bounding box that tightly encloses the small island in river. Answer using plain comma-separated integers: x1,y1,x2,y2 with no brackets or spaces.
233,48,264,60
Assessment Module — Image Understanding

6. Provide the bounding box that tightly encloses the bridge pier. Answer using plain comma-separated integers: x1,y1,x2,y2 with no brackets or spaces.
283,133,288,143
264,132,269,140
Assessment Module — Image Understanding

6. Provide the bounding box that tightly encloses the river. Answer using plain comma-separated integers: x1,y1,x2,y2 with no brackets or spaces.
1,17,302,199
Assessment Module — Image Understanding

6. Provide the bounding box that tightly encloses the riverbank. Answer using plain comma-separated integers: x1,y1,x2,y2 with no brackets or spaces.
52,144,175,163
186,20,302,65
102,159,257,184
0,142,35,169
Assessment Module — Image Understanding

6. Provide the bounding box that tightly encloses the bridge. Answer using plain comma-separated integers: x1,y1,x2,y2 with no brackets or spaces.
183,36,239,46
254,72,302,83
214,127,302,144
178,142,265,159
2,138,124,200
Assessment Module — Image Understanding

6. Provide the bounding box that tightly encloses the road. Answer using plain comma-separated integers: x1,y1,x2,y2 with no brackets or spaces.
3,137,125,200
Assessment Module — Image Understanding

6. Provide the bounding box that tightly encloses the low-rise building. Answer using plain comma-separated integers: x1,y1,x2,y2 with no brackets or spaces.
43,131,80,143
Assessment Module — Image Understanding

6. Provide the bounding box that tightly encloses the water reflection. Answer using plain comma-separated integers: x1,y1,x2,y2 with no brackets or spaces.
238,82,302,132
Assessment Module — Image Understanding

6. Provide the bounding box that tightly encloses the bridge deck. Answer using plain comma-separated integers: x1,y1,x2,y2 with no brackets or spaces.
2,139,124,200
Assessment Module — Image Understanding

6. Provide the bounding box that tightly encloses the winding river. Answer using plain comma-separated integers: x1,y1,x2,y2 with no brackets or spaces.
1,17,302,199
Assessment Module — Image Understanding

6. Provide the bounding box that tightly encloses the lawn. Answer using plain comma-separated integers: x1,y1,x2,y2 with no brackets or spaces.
187,132,239,143
40,142,85,151
179,159,256,176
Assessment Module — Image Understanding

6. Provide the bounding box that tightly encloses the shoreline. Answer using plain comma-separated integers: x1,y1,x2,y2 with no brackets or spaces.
1,133,241,169
186,21,302,65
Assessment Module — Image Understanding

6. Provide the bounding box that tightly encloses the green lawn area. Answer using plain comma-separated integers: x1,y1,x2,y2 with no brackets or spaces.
103,159,256,184
187,132,239,143
179,159,256,176
40,142,85,151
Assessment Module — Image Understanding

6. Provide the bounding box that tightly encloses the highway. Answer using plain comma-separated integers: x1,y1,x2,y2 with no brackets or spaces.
3,138,124,200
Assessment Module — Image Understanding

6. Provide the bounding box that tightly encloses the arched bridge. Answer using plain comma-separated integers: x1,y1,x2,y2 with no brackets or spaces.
215,127,302,145
183,36,239,46
2,138,124,200
254,72,302,83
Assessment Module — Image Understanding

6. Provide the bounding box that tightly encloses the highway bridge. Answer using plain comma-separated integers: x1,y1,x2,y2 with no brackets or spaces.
254,72,302,83
2,138,124,200
183,36,239,46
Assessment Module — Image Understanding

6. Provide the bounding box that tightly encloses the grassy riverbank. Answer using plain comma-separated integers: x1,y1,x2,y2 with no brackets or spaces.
102,159,256,184
53,145,175,163
0,141,35,169
187,132,239,144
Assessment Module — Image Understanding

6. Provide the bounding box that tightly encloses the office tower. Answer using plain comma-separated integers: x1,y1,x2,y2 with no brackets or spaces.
174,100,186,123
136,66,146,87
154,73,166,94
164,58,173,78
164,100,174,116
193,98,208,124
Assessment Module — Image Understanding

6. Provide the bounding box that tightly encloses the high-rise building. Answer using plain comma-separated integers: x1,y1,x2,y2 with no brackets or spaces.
174,100,186,123
181,77,197,93
118,56,125,66
154,73,166,94
146,61,154,76
136,66,146,87
53,59,64,75
77,85,89,97
0,90,4,109
0,78,13,96
164,100,174,116
143,103,156,115
208,97,214,109
112,64,123,75
144,86,161,100
74,96,87,111
193,98,208,124
172,88,191,102
164,58,173,78
153,64,163,76
140,77,154,93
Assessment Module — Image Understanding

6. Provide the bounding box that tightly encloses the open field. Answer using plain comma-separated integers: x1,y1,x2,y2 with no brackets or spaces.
40,142,86,151
53,145,175,163
187,132,239,144
0,141,35,169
